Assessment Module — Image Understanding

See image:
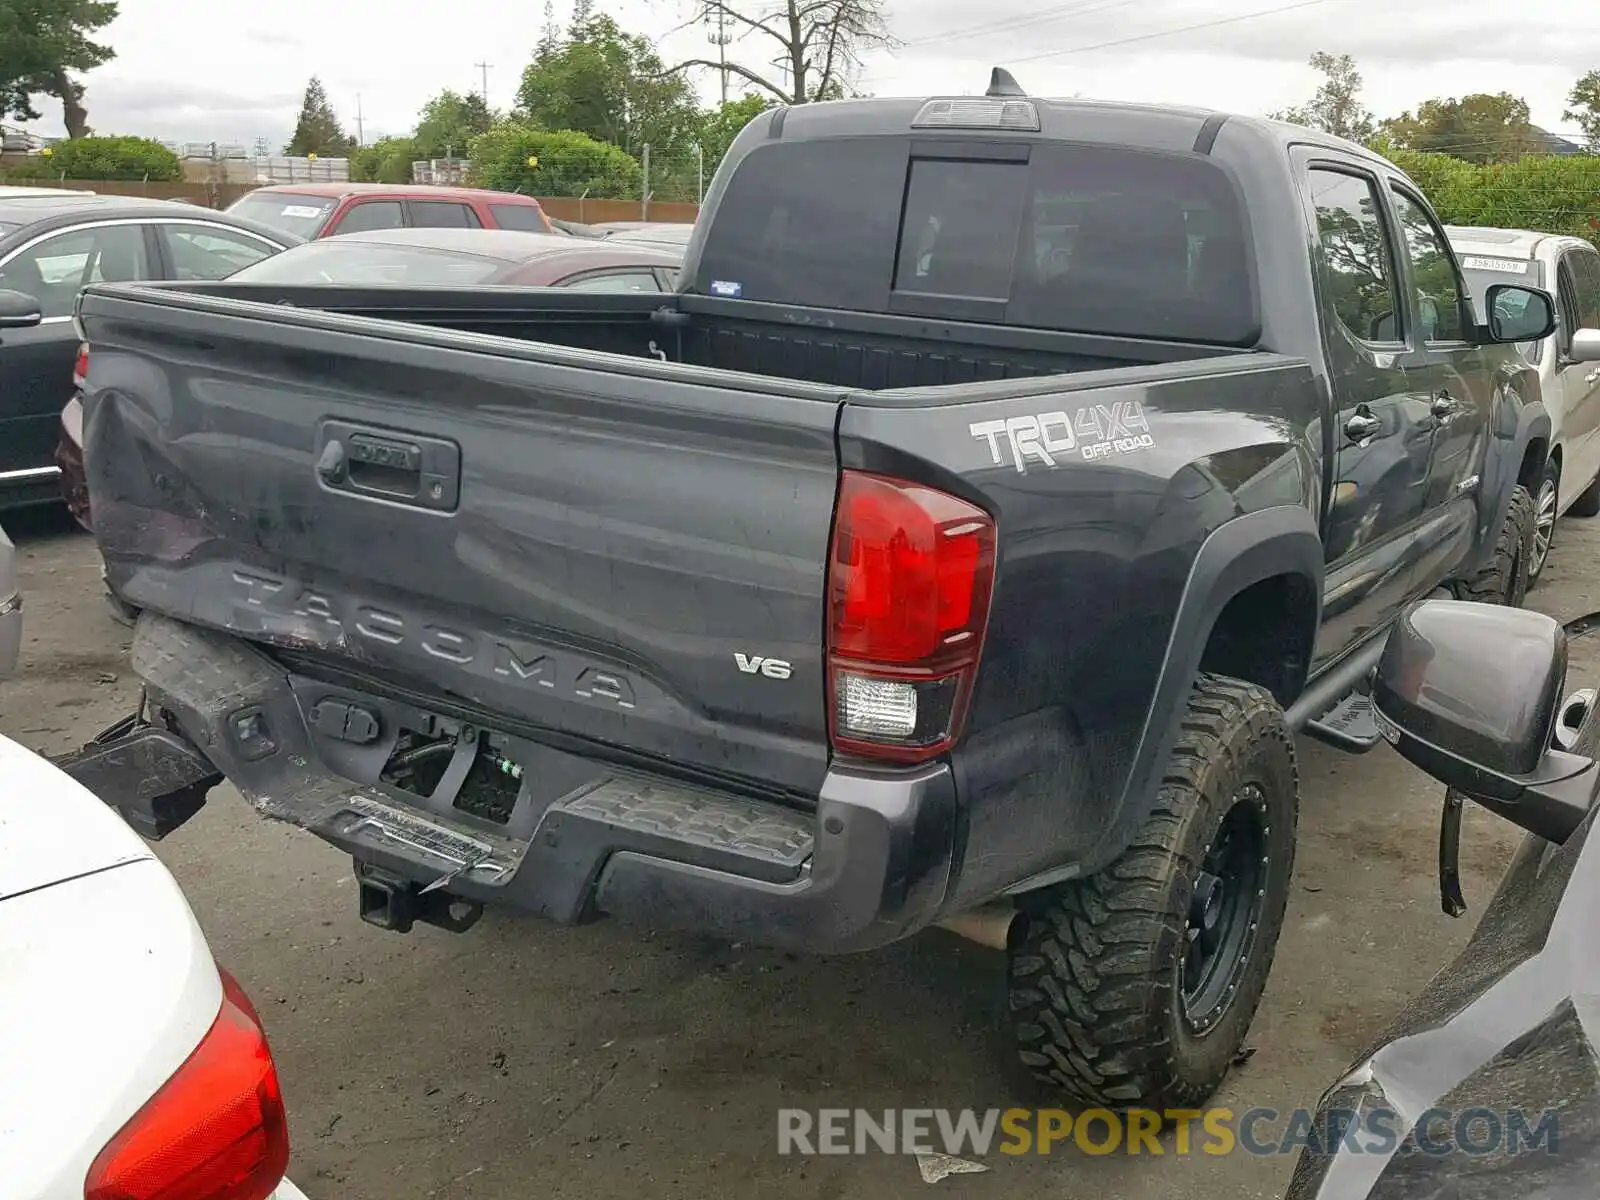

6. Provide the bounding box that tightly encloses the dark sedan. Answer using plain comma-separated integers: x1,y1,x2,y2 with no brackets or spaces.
58,226,686,533
212,226,684,290
0,190,298,510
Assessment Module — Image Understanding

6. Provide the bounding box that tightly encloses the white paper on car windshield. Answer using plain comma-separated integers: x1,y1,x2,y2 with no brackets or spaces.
281,204,326,219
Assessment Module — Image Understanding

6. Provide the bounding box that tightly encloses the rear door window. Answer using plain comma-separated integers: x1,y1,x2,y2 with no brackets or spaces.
489,203,549,232
331,201,404,235
161,225,279,280
409,201,482,228
1306,168,1401,344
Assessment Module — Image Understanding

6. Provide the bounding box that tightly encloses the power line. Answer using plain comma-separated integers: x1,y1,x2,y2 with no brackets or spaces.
1002,0,1337,66
898,0,1143,50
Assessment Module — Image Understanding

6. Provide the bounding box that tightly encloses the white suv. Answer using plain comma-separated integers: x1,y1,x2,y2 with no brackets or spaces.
1448,225,1600,584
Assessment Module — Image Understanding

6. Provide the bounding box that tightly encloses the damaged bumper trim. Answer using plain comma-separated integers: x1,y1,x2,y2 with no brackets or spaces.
73,613,958,954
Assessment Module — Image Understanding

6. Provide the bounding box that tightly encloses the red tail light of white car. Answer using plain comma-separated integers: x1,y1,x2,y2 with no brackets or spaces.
0,733,308,1200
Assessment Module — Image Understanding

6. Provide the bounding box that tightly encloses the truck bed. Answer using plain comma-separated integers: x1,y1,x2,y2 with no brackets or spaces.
151,281,1244,391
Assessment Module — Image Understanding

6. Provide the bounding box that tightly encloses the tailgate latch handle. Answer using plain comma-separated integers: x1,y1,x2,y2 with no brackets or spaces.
317,439,348,486
315,421,462,513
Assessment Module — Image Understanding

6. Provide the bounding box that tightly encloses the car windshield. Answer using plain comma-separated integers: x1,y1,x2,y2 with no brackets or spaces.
1459,254,1544,363
225,192,338,238
224,239,511,285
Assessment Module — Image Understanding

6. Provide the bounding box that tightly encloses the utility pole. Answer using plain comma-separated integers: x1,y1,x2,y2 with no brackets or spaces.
355,94,364,147
475,61,492,104
704,8,730,105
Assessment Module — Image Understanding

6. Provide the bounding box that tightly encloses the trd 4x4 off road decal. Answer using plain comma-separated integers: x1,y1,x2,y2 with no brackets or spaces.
969,401,1155,474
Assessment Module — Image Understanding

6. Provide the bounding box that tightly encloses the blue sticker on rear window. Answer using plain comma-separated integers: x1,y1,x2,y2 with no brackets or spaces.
710,279,743,298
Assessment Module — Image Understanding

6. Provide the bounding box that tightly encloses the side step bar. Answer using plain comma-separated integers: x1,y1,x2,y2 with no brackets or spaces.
1288,631,1389,753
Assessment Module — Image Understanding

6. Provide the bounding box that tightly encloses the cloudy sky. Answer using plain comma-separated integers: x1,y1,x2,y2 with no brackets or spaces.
14,0,1600,150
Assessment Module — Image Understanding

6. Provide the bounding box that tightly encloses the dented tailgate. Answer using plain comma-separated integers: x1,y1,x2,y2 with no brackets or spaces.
78,286,844,796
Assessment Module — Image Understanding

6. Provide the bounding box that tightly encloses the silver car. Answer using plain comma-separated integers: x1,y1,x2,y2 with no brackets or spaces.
1447,225,1600,583
0,524,18,678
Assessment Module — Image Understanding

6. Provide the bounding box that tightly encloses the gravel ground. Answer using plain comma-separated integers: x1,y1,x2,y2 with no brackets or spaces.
6,505,1599,1200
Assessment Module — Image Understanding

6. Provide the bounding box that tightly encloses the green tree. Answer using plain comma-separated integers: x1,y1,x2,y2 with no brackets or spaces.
662,0,894,105
466,123,641,198
1270,51,1375,143
515,14,700,155
1379,92,1546,164
350,135,416,183
412,89,494,160
1564,69,1600,152
0,0,119,138
42,134,180,180
283,76,354,157
698,92,771,173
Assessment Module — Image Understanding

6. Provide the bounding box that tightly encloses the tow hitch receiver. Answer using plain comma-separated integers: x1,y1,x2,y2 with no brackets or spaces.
1439,788,1467,917
354,861,484,935
50,710,221,840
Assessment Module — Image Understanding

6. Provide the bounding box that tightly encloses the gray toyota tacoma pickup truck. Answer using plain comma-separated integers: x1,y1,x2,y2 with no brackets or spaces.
61,71,1558,1110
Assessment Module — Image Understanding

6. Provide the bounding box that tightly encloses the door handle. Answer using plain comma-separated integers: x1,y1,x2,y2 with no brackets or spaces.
1430,390,1459,419
1344,411,1382,443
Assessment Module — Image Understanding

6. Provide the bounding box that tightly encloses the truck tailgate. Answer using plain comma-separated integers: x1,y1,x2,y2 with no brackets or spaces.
79,287,844,796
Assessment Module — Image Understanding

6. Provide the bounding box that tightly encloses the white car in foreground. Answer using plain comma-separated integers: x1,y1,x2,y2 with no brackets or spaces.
0,732,309,1200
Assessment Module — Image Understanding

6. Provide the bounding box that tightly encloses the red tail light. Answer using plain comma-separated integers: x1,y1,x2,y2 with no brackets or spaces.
826,470,996,764
84,968,289,1200
73,342,88,388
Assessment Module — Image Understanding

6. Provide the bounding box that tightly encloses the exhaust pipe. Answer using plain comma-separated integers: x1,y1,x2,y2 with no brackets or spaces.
936,902,1017,951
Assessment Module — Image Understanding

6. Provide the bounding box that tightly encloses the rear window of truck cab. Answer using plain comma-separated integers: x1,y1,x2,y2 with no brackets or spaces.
694,137,1258,346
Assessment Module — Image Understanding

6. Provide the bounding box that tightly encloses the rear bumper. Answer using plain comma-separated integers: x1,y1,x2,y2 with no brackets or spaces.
60,614,957,954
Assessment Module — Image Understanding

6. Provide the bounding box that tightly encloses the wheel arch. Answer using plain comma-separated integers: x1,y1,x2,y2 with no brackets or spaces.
1029,505,1323,887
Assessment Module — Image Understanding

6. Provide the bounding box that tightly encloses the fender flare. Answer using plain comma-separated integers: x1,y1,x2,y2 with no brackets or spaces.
1018,505,1325,888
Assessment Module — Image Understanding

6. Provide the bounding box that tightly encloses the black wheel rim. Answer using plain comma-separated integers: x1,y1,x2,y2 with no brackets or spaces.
1181,783,1269,1033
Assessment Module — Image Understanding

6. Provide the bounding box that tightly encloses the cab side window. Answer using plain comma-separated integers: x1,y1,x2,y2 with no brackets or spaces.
1389,188,1468,343
1306,167,1401,343
331,201,404,236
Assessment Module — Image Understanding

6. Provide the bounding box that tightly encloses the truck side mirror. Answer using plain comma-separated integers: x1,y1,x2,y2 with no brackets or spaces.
1483,283,1556,344
1568,328,1600,364
0,288,41,330
1372,599,1598,845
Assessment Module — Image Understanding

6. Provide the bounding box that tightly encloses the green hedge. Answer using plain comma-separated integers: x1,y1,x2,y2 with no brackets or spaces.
1383,145,1600,245
465,125,641,199
36,136,183,182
